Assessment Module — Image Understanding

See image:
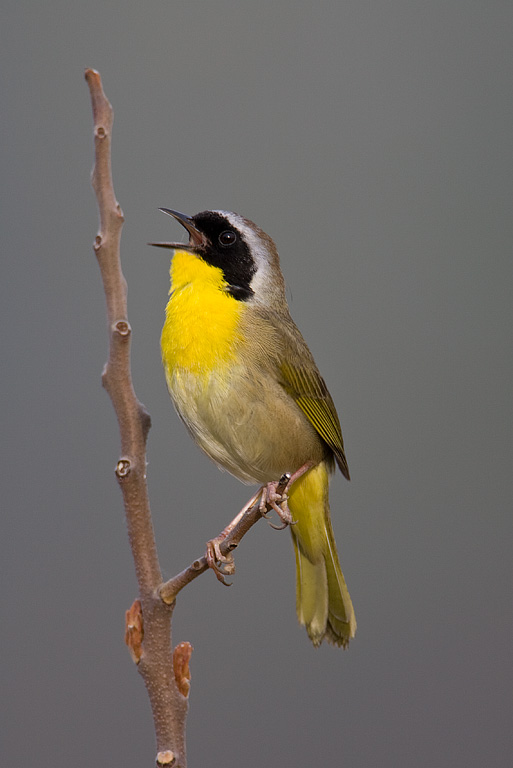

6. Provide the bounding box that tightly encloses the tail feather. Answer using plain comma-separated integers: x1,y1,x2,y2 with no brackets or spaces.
294,539,328,646
289,461,356,648
324,516,357,647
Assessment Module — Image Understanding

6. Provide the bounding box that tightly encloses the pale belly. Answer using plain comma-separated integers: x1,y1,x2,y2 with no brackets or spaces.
166,363,326,485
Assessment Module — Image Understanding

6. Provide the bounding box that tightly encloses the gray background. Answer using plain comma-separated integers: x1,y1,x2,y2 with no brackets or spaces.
2,2,512,766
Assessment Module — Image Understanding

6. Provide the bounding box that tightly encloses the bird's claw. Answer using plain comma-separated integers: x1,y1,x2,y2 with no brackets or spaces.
259,476,296,529
206,537,235,586
268,519,289,531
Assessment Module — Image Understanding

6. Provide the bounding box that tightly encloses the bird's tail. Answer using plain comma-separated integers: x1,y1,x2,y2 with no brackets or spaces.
288,461,356,648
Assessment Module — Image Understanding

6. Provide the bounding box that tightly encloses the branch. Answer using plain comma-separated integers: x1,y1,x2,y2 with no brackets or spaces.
160,498,263,603
85,69,188,768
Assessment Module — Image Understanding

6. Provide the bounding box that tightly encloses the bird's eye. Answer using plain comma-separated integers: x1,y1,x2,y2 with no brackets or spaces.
219,230,236,246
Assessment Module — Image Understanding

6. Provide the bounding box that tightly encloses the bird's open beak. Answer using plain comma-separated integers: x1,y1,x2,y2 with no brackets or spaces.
148,208,206,251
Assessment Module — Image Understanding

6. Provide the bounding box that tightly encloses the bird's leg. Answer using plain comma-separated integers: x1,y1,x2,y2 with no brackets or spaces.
206,488,261,585
260,461,316,530
206,463,315,582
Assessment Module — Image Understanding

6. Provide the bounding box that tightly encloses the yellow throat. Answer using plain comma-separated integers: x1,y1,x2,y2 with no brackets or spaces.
161,249,244,379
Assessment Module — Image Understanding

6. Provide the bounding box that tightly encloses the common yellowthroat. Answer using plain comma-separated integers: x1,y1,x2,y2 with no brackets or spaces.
152,209,356,647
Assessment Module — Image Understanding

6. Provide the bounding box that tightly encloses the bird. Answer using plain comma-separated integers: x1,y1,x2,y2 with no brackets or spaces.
151,208,356,647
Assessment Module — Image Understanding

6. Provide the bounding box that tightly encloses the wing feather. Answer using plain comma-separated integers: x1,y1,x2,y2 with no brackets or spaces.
280,360,350,480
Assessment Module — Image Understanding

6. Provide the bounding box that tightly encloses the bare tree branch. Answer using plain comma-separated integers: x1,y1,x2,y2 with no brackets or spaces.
85,68,188,768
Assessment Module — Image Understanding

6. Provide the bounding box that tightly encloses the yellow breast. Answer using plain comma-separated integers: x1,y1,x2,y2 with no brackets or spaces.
161,250,244,380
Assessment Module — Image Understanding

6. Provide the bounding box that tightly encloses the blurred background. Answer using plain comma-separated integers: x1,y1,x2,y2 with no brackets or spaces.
2,2,512,766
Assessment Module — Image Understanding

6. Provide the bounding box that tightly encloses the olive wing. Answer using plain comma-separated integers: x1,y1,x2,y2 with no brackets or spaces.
280,359,350,480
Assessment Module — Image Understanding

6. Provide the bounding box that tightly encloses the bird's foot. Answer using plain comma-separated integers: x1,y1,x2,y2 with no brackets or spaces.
259,463,317,529
260,473,295,530
205,488,262,585
206,534,236,586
